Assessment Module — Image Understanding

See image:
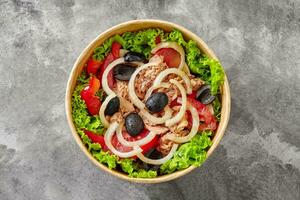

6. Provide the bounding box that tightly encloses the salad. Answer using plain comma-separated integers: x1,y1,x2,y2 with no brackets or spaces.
72,29,224,178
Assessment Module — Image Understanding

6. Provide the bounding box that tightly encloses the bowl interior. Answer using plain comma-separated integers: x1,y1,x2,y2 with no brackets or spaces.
65,19,231,183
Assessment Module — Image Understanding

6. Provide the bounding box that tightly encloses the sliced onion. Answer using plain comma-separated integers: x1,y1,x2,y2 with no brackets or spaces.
116,123,157,147
165,79,187,127
152,68,192,94
166,105,199,143
139,106,173,125
151,42,185,70
104,122,142,158
102,57,124,95
128,60,161,109
99,93,116,128
182,62,190,75
135,143,178,165
119,49,129,57
144,83,170,100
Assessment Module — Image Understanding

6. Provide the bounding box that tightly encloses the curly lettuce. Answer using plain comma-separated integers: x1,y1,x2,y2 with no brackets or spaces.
160,131,212,174
213,96,221,121
120,159,157,178
93,34,126,60
71,77,104,134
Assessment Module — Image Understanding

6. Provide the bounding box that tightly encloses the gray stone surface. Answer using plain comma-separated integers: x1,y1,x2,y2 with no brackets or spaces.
0,0,300,199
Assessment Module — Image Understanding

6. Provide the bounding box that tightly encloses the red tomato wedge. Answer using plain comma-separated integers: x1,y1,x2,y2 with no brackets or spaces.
155,48,181,68
155,36,161,44
85,130,108,151
97,53,115,89
84,95,101,115
80,77,101,115
187,97,217,131
89,76,100,94
80,85,93,100
111,42,121,58
86,59,102,75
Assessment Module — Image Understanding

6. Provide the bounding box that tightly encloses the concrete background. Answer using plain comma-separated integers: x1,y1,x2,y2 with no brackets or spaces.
1,0,300,199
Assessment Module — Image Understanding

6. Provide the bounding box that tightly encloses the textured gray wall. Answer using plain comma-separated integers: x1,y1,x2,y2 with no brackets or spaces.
0,0,300,199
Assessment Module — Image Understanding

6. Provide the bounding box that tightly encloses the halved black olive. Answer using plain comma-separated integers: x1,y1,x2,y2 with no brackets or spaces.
196,85,215,104
113,64,136,81
141,148,162,170
145,92,169,113
124,52,146,62
104,96,120,116
125,113,144,136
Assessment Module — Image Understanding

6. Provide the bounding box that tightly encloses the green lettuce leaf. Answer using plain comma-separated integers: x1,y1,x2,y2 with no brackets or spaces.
129,169,157,178
119,158,158,178
95,89,107,102
93,34,126,60
199,57,224,95
160,131,212,174
93,151,119,169
167,29,187,46
213,96,221,121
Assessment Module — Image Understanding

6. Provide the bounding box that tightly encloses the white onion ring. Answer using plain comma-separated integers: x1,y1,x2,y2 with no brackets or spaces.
128,60,161,109
139,106,173,125
165,79,187,127
135,143,178,165
99,93,117,128
166,105,199,143
151,42,185,70
144,83,171,100
104,122,142,158
119,49,129,57
182,62,190,75
116,123,157,147
152,68,192,94
102,57,124,95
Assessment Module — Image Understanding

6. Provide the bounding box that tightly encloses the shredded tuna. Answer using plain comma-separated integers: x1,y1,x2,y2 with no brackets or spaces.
134,56,167,99
109,112,123,124
189,75,205,91
119,96,135,116
145,124,169,135
157,132,173,155
116,80,130,100
157,84,178,102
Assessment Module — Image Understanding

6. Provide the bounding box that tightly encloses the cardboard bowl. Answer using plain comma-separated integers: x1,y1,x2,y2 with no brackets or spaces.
65,19,231,183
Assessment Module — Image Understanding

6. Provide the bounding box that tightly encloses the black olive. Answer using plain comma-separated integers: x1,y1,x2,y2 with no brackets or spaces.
104,96,120,116
124,52,146,62
141,148,162,170
125,113,144,136
145,92,168,113
113,64,136,81
196,85,215,104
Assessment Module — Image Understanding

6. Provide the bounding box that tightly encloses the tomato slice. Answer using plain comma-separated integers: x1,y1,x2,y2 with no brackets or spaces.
86,59,102,75
155,48,181,68
89,76,100,94
80,77,101,115
97,53,115,89
85,95,101,115
111,42,121,58
187,97,217,131
111,134,133,153
85,130,108,151
81,85,93,100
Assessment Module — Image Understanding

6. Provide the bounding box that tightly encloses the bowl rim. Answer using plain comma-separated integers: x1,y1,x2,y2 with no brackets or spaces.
65,19,231,183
